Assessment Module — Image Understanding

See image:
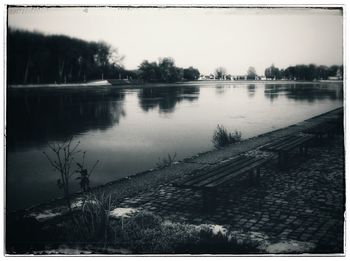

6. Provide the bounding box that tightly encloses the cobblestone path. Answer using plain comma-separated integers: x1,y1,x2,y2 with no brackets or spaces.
118,136,345,253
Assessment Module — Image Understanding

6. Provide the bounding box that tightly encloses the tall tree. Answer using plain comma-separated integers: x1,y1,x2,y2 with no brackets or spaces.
138,60,159,82
268,64,343,80
138,57,187,83
183,67,200,81
158,57,183,82
264,64,281,80
247,66,257,80
214,67,226,80
7,28,124,84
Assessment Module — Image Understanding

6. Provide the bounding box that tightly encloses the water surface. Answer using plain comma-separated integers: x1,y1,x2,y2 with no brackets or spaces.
7,82,343,210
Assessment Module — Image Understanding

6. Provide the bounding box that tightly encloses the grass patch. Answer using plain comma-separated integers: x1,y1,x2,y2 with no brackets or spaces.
63,210,262,254
114,212,262,254
8,196,263,254
69,192,116,244
155,153,177,169
212,124,242,148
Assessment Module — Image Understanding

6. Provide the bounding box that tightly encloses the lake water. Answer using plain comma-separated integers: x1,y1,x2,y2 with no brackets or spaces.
7,82,343,211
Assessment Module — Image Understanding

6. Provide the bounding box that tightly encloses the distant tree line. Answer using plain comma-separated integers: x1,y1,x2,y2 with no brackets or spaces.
264,64,343,81
212,64,342,81
138,57,200,83
213,66,258,80
7,29,200,85
9,29,341,85
7,28,128,84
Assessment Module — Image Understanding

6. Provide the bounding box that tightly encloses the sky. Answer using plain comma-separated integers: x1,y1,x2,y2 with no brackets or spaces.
7,7,343,75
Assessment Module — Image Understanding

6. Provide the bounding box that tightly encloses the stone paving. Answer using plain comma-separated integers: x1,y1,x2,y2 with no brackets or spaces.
118,135,345,253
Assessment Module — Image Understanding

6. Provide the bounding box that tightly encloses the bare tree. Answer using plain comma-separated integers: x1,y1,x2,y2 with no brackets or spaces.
43,137,82,211
215,67,226,80
108,46,125,68
75,151,99,192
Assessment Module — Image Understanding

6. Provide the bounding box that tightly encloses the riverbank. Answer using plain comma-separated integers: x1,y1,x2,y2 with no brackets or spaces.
6,107,344,254
13,107,343,214
8,79,343,89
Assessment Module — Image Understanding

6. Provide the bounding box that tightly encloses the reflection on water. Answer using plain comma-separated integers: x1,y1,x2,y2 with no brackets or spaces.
6,82,343,210
264,83,342,102
7,87,126,150
215,84,228,96
138,86,199,113
247,84,256,97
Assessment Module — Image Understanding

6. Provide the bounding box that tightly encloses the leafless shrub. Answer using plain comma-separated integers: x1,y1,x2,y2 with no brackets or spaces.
155,153,177,169
43,137,99,211
43,137,81,211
